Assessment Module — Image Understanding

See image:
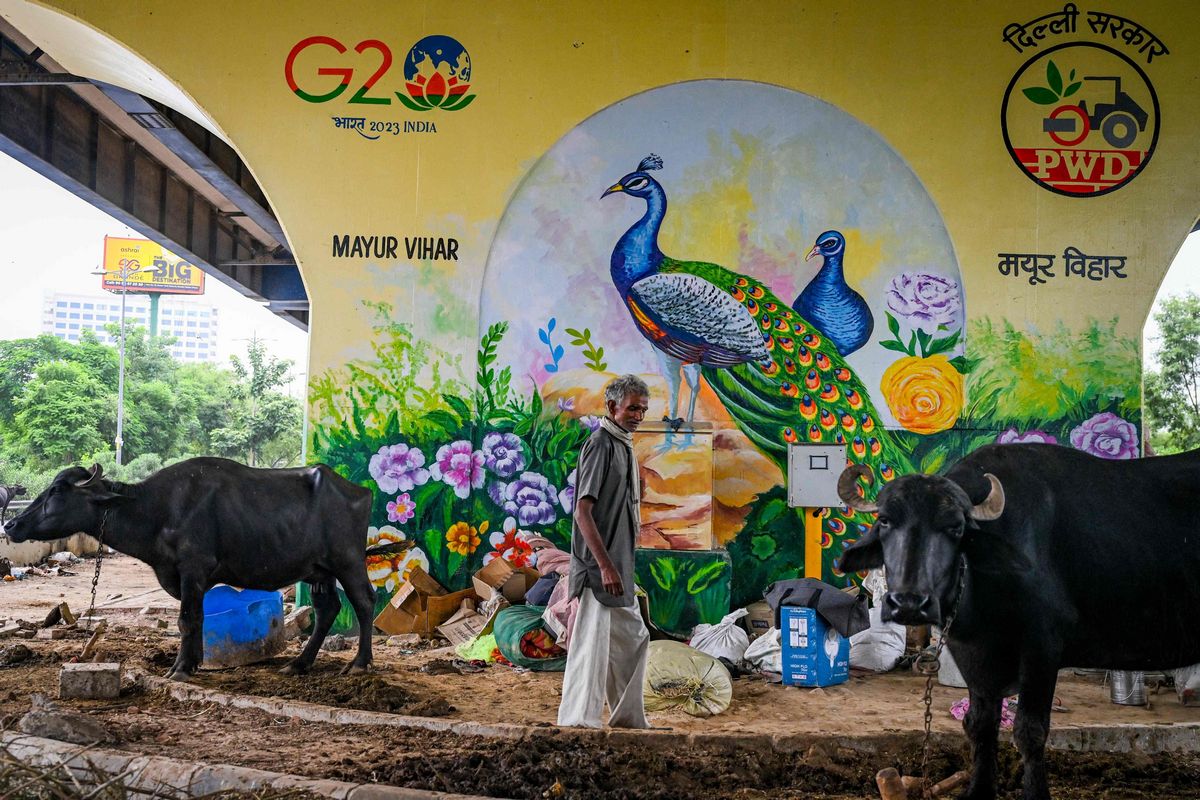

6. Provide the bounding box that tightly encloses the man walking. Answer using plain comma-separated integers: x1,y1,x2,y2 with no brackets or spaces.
557,374,651,729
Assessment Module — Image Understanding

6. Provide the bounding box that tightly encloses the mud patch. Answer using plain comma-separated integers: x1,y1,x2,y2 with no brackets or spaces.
194,661,454,717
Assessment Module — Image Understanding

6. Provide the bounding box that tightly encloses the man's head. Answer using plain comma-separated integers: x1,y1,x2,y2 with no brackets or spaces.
604,374,650,432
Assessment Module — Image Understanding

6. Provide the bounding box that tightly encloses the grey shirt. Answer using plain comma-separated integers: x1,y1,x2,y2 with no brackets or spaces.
568,426,639,608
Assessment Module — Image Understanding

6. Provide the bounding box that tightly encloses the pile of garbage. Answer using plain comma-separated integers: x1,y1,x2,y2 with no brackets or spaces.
0,551,83,581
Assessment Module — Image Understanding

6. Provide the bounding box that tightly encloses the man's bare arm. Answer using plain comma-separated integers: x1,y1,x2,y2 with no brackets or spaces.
574,495,623,596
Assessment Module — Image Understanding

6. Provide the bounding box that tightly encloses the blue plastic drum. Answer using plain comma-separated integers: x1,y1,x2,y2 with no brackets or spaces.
201,586,286,669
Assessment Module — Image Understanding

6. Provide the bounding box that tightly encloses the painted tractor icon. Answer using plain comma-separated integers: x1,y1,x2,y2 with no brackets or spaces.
1042,76,1148,148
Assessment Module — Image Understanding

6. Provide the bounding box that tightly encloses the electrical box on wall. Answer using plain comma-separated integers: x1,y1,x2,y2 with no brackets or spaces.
786,444,847,508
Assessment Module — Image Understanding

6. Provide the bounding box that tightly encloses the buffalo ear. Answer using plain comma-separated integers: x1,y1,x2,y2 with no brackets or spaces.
836,527,884,573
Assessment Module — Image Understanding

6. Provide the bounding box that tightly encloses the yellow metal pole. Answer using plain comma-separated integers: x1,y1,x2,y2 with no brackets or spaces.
804,508,823,580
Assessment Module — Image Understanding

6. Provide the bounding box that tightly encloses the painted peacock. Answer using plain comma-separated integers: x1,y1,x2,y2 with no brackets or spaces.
795,230,874,356
601,154,912,578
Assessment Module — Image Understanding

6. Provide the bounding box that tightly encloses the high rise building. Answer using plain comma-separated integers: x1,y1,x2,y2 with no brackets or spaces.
42,291,220,363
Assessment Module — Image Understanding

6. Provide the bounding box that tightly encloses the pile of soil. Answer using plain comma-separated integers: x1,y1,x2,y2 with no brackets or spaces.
200,663,454,717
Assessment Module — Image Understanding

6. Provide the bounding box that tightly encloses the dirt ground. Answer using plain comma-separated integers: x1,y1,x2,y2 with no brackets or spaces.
4,553,1200,799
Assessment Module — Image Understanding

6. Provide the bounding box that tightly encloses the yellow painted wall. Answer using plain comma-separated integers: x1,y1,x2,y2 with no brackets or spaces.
20,1,1200,369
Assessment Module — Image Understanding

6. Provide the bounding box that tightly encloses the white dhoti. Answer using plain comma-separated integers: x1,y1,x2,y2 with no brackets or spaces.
556,587,650,729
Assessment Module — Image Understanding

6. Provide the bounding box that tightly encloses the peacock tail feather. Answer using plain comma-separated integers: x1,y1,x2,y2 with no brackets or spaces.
660,255,913,581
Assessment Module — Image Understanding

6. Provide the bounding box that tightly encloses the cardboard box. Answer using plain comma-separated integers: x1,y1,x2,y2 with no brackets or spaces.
437,599,489,646
374,567,477,636
780,606,849,687
471,558,540,604
742,601,773,640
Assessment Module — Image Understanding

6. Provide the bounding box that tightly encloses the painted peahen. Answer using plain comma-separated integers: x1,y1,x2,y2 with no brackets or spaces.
795,230,874,356
601,155,911,577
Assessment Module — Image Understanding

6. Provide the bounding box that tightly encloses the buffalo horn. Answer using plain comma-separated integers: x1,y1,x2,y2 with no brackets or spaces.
969,473,1005,521
74,463,104,488
837,464,878,514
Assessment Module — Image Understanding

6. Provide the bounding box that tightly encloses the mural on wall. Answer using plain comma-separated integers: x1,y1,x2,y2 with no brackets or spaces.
480,80,967,590
307,79,1145,619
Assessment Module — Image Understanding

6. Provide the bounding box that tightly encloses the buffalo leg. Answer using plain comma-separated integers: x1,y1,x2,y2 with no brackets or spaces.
168,575,207,681
281,579,340,675
337,567,376,675
960,688,1002,800
1014,663,1058,800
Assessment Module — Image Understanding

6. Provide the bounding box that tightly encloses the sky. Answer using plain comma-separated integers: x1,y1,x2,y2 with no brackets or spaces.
0,155,310,392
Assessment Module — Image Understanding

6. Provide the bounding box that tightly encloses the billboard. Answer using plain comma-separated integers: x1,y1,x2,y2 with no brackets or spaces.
100,236,205,295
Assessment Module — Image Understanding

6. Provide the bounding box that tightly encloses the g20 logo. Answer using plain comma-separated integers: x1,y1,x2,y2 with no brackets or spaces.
285,34,475,112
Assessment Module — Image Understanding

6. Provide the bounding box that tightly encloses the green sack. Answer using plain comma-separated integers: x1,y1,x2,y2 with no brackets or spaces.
492,605,567,671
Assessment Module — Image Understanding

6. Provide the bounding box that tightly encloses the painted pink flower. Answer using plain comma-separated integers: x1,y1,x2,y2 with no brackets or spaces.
386,493,416,524
1069,412,1139,460
430,439,485,498
996,428,1057,445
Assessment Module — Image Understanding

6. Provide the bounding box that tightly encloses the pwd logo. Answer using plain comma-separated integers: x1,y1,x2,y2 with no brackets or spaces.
1002,42,1158,196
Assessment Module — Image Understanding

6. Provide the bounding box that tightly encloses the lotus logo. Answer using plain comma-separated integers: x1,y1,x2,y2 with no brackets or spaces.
398,35,476,112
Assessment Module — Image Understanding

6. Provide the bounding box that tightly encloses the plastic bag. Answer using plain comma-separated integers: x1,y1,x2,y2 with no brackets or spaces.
455,633,499,662
644,640,733,717
849,605,906,672
743,627,782,673
1175,663,1200,705
689,608,750,664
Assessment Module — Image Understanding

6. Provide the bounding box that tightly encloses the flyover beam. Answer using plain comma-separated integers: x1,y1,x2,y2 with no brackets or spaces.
0,28,308,329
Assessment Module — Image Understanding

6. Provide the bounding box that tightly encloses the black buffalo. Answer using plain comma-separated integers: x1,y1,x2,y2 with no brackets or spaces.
837,444,1200,800
4,458,379,680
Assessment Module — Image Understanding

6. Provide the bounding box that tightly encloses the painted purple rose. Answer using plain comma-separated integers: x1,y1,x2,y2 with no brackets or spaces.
886,272,962,329
558,468,577,514
481,431,526,478
557,397,575,412
369,443,430,494
503,471,559,526
1070,412,1139,460
579,415,602,432
487,480,508,507
430,440,486,499
996,428,1057,445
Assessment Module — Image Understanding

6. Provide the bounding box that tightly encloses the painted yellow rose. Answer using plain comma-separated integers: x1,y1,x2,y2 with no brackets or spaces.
881,354,963,435
445,520,486,556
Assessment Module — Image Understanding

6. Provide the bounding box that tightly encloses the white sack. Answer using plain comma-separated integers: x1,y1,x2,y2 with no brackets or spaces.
848,605,906,672
743,627,782,673
689,608,750,664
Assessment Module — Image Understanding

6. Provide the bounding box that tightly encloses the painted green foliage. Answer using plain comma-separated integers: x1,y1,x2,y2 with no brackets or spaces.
634,549,731,636
726,316,1143,606
310,308,1142,629
309,307,593,598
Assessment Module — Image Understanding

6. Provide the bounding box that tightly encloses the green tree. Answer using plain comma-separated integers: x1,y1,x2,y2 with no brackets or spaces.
9,360,112,468
211,337,303,466
1144,292,1200,453
0,335,76,426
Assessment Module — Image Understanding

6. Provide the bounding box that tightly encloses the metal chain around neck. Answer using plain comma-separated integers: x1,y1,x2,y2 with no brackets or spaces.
84,509,109,630
915,556,967,796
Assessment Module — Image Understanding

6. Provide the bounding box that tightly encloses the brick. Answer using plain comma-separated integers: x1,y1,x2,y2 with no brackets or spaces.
59,662,122,700
0,622,20,638
36,627,69,640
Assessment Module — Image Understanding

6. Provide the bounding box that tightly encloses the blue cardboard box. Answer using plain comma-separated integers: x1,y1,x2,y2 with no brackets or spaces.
780,606,849,687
